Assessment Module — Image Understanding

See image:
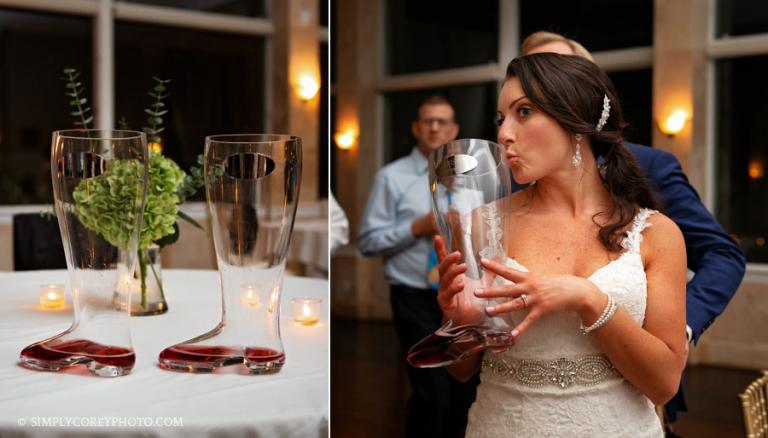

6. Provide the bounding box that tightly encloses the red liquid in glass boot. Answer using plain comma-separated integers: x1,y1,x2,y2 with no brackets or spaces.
158,345,283,365
158,345,241,364
20,339,135,369
245,347,285,363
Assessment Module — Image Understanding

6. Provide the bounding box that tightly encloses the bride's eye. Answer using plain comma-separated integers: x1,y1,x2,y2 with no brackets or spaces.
495,116,505,126
517,106,533,118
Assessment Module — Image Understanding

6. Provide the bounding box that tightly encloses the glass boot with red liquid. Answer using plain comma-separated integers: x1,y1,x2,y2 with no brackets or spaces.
19,130,148,377
158,134,301,374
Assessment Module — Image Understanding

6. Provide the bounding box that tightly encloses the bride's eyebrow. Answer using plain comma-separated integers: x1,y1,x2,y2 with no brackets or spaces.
507,95,528,109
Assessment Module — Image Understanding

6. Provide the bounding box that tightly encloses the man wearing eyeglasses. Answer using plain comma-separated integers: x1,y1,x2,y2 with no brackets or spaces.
358,95,474,437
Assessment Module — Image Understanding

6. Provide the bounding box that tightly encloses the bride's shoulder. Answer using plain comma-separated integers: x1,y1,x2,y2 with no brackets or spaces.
641,211,685,261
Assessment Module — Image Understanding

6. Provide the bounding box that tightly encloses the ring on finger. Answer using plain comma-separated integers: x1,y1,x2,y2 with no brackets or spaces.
520,293,529,309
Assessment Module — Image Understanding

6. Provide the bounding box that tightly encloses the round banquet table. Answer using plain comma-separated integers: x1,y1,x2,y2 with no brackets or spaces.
0,269,328,437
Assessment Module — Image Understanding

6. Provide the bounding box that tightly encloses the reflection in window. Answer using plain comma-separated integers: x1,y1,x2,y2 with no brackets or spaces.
717,0,768,37
122,0,266,17
0,9,92,204
520,0,652,52
386,0,498,75
607,69,652,147
716,56,768,263
115,22,265,200
384,84,498,164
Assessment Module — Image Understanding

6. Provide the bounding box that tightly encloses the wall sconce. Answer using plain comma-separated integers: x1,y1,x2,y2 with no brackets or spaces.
748,159,764,180
334,130,356,150
296,75,319,101
659,110,688,136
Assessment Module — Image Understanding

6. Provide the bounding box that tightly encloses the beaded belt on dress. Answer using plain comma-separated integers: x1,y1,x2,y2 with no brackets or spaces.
482,354,621,389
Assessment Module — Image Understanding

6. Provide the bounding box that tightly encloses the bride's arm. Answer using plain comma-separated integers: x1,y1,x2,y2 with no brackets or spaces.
584,213,687,405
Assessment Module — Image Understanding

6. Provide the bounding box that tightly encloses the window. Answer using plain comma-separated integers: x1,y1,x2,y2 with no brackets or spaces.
607,69,652,147
385,0,498,75
715,56,768,263
114,21,266,199
717,0,768,37
520,0,653,52
0,9,92,204
123,0,266,17
384,84,498,163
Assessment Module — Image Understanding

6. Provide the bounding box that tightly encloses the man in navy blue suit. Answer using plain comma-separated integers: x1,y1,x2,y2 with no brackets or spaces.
521,31,746,427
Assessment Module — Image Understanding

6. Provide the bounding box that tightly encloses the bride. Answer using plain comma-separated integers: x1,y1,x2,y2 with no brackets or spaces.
435,53,687,437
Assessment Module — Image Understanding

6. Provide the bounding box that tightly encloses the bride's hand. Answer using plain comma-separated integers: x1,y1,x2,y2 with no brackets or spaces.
474,258,606,337
434,235,467,322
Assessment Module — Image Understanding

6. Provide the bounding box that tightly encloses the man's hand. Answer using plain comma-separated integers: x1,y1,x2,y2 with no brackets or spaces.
411,212,437,237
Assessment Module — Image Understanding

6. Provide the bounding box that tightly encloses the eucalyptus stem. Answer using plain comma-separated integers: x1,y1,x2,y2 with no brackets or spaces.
62,67,93,129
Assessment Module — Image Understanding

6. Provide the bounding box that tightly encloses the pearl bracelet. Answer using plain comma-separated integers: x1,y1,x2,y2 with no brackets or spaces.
580,293,619,335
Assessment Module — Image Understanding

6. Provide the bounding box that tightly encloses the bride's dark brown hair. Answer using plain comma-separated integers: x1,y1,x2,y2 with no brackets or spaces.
505,53,660,252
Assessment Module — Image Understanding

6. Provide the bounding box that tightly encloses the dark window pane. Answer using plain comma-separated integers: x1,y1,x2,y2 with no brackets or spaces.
607,69,652,147
384,83,498,163
123,0,266,17
0,9,92,204
386,0,498,75
717,0,768,37
319,42,329,199
520,0,652,52
319,0,328,26
115,22,265,200
715,56,768,263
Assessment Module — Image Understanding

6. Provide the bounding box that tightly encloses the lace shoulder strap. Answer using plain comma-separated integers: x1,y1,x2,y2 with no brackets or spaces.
620,208,658,254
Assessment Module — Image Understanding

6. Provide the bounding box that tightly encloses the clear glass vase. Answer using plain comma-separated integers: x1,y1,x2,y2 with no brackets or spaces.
158,134,301,374
19,129,148,377
113,245,167,316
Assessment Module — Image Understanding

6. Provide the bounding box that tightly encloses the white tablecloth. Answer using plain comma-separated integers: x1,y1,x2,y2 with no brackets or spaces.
0,270,328,437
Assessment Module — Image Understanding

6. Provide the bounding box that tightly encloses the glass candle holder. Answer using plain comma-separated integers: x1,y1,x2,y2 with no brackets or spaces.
291,298,321,326
39,284,66,309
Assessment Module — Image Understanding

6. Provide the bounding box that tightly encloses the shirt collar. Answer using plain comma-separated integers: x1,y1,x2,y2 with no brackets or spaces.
409,147,429,175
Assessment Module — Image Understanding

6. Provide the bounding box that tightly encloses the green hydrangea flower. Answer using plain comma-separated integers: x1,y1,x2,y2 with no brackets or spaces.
73,151,186,250
140,151,186,248
73,159,145,250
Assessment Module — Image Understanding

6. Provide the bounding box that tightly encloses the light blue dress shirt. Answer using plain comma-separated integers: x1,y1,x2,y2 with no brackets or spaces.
357,147,434,289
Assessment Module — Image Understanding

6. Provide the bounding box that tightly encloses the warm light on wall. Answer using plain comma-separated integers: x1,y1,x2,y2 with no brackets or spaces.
296,75,319,101
659,110,688,136
334,130,356,150
748,159,764,180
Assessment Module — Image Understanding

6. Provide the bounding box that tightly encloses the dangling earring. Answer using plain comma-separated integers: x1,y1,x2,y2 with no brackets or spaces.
572,134,583,167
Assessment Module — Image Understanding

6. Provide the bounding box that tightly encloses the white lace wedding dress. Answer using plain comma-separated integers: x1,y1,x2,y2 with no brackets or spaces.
466,208,664,437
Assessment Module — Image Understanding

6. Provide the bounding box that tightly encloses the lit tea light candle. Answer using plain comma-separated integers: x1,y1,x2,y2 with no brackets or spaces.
39,284,66,309
291,298,321,326
241,285,262,309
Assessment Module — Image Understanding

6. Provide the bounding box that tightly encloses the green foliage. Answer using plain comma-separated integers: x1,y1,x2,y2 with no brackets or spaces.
117,116,129,130
141,151,186,248
62,68,92,129
177,154,205,203
143,77,171,143
65,72,202,253
72,159,145,250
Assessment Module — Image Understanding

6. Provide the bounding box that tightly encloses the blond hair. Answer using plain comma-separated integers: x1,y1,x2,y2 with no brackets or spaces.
521,31,594,61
